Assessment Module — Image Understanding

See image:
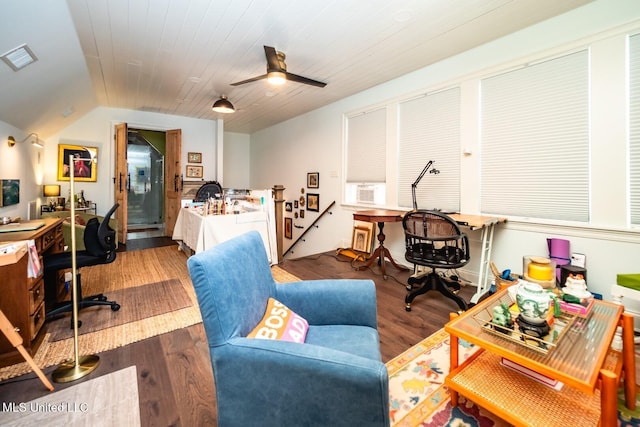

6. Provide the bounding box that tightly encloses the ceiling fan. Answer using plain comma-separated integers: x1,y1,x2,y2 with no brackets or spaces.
231,45,327,88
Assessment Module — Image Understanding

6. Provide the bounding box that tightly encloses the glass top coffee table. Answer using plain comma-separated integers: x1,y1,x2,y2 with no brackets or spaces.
444,287,636,427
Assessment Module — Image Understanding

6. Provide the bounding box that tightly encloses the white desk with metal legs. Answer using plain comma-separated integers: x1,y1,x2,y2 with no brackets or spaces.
447,214,506,304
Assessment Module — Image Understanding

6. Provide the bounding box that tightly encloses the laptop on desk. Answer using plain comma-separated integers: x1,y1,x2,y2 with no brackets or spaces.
0,221,45,233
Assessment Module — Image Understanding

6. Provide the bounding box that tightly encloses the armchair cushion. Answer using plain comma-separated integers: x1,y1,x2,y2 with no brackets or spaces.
187,230,390,427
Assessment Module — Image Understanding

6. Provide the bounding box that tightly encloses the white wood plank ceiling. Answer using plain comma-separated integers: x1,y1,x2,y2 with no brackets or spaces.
0,0,592,136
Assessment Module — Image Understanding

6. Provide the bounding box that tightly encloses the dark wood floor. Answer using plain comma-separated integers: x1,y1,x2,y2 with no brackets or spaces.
0,244,476,426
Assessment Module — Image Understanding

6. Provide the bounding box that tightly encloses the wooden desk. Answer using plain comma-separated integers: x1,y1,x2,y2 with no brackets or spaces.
0,218,64,367
353,210,506,297
352,209,409,279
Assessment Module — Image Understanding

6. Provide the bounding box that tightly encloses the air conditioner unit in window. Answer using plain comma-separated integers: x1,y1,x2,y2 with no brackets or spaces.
356,185,375,204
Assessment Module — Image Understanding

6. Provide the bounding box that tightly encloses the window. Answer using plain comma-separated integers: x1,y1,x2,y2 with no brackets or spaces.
630,33,640,226
397,88,461,212
344,108,386,205
480,50,590,222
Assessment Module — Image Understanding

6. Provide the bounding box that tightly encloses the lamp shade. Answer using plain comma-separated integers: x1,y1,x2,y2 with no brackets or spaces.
43,184,61,197
212,96,235,113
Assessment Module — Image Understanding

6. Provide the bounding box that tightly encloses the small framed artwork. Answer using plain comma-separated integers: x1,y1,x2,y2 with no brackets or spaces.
285,202,293,212
186,165,203,178
351,222,375,254
307,172,319,189
188,152,202,163
284,217,292,239
57,144,98,182
299,209,305,219
307,193,319,212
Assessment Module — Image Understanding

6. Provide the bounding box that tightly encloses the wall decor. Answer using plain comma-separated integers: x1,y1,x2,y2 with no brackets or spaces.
0,179,20,207
307,193,319,212
285,202,293,212
188,152,202,163
307,172,319,189
294,200,298,209
57,144,98,182
299,195,305,207
284,217,292,239
299,209,305,219
351,223,375,255
186,165,203,178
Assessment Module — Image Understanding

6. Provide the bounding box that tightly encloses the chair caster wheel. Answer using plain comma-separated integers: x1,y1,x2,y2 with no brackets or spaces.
406,285,412,291
405,305,412,312
111,303,121,311
98,295,108,302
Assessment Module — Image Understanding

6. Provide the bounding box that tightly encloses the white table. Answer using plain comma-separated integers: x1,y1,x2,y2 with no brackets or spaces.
172,208,278,264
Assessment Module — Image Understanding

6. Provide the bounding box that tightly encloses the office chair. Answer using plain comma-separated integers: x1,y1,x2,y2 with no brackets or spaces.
44,203,121,328
194,181,222,202
402,210,470,312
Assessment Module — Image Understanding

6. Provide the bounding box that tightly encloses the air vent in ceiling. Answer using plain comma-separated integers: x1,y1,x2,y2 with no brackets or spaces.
1,44,37,71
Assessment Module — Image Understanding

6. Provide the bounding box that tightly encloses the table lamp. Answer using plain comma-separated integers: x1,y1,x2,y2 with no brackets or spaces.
43,184,61,207
411,160,439,211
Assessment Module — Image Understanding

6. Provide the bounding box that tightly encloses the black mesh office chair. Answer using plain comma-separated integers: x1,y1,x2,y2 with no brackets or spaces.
194,181,223,202
44,203,121,328
402,210,470,312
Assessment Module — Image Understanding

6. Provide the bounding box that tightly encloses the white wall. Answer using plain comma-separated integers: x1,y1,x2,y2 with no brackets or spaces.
0,121,43,219
40,107,217,216
248,0,640,304
222,132,250,189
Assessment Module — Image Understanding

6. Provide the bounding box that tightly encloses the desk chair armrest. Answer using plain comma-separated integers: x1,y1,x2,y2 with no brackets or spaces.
275,279,378,328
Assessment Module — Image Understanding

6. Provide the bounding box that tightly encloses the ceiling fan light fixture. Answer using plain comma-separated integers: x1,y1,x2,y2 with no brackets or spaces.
267,71,286,85
212,96,235,114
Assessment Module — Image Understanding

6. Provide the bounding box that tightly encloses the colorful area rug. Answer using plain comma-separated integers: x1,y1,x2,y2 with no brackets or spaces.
387,328,640,426
387,328,508,426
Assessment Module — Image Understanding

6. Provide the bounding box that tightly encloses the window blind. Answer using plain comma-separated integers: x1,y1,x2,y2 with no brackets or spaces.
346,108,386,183
480,50,590,222
397,88,461,211
630,33,640,225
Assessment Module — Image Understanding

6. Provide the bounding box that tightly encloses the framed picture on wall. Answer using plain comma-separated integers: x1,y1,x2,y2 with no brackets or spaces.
57,144,98,182
186,165,203,178
307,172,319,189
188,152,202,163
284,217,292,239
307,193,319,212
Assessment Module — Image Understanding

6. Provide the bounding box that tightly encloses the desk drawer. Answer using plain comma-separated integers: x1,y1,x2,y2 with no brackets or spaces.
29,302,45,341
29,279,45,314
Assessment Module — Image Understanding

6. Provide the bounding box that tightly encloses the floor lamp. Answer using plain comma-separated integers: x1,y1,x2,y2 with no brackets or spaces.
52,154,100,383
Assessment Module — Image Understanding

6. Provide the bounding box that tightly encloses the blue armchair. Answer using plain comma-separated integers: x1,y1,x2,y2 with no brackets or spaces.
187,230,390,427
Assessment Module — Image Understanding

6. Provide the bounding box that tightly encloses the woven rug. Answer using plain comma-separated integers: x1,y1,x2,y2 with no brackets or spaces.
48,279,192,341
0,366,140,426
0,265,297,381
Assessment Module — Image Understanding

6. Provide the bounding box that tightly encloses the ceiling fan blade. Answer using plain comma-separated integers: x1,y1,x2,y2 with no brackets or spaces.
264,46,282,71
285,72,327,88
230,74,268,86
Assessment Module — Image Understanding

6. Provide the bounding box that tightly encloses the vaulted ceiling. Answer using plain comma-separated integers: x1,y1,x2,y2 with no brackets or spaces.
0,0,592,138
